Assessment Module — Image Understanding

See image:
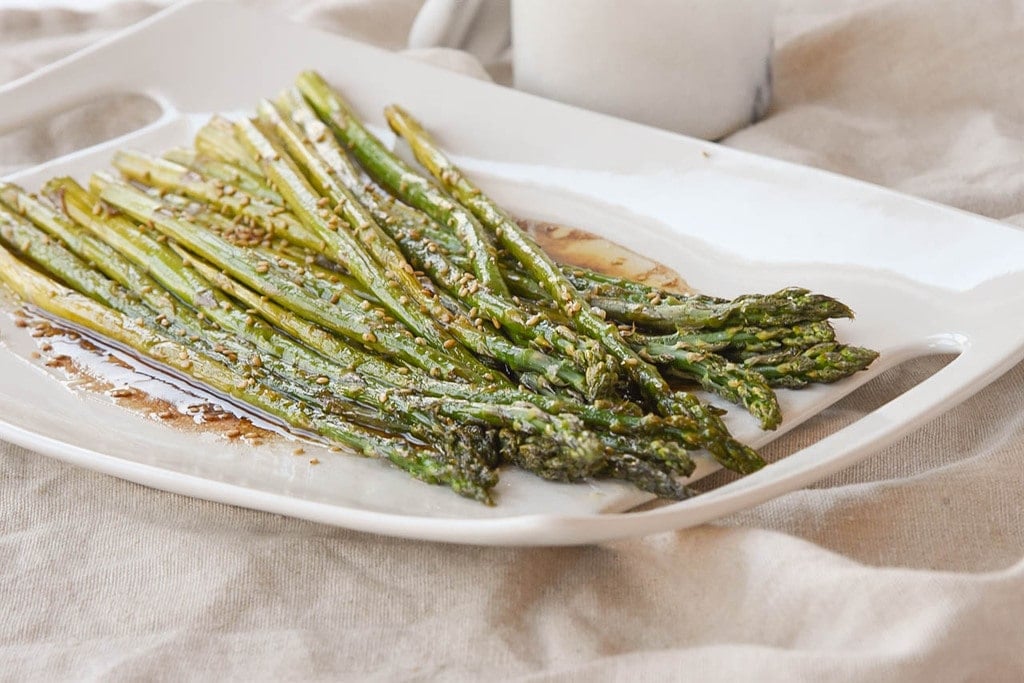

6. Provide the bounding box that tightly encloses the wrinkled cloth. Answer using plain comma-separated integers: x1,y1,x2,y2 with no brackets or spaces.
2,1,1024,680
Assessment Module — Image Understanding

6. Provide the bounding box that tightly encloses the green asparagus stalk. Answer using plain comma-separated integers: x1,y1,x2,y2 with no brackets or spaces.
59,178,613,484
375,95,763,468
0,238,476,493
162,147,285,206
0,197,155,323
0,195,478,489
188,250,697,473
233,115,475,359
235,112,593,395
92,172,482,381
112,149,322,252
265,92,620,399
738,342,880,388
33,179,558,500
637,346,781,430
588,288,854,331
635,321,837,356
124,147,593,394
295,71,510,298
194,115,264,177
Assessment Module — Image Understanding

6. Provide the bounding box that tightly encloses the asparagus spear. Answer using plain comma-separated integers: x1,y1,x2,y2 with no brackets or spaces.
64,178,615,481
295,71,510,298
117,151,594,395
373,94,763,467
635,321,837,356
37,179,613,498
184,116,848,345
0,237,479,493
194,115,264,177
737,342,880,388
234,115,475,358
163,147,285,206
0,191,479,487
235,113,594,394
112,149,322,252
1,183,187,325
266,91,620,399
92,172,483,382
588,288,854,331
636,346,781,430
377,202,850,335
0,197,155,323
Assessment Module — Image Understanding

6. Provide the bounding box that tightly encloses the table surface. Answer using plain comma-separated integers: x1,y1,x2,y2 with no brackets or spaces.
2,1,1023,680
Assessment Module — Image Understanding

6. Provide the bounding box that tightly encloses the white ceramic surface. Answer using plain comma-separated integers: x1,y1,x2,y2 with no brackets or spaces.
512,0,777,139
1,0,1023,545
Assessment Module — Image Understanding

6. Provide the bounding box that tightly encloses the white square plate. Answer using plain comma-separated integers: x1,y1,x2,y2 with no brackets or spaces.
2,0,1023,545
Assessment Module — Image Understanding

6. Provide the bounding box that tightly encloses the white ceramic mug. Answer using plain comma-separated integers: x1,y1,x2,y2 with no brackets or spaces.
511,0,777,140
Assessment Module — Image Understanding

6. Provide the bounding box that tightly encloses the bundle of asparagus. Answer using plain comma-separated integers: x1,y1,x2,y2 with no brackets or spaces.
0,71,878,504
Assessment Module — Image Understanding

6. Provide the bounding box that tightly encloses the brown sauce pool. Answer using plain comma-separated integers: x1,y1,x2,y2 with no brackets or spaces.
9,311,282,445
524,220,691,295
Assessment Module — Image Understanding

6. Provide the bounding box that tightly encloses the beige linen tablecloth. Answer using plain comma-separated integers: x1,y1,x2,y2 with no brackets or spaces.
2,1,1023,680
